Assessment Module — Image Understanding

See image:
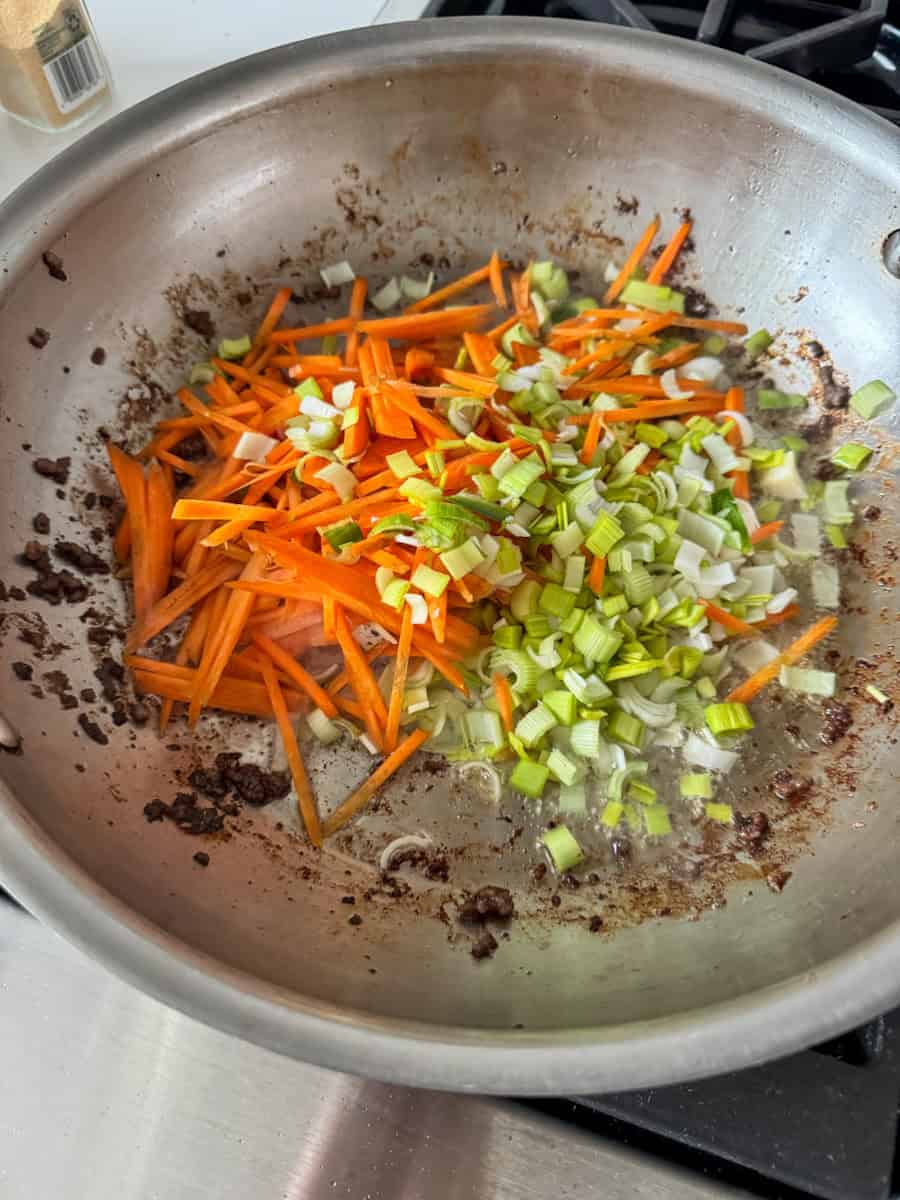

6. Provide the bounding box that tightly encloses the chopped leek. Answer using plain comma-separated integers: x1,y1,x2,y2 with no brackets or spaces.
830,443,872,471
779,666,836,697
743,328,773,358
542,825,584,871
218,334,251,360
510,759,550,798
680,772,712,799
411,564,450,598
850,380,895,420
704,702,754,735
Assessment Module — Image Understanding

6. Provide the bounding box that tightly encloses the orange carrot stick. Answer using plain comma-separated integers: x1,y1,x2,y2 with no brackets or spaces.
405,264,492,315
385,603,414,753
604,216,661,303
344,277,368,367
258,657,322,846
251,632,339,719
566,398,721,423
647,221,692,285
493,672,514,733
435,368,498,397
580,411,604,466
726,617,838,704
172,499,284,523
750,520,784,544
124,555,242,652
700,600,761,639
268,317,353,345
356,304,494,341
323,727,430,836
758,603,801,629
588,555,606,595
107,444,151,622
333,605,387,749
489,251,508,308
429,589,447,646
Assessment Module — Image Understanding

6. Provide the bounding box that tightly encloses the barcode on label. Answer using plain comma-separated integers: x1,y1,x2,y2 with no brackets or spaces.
42,37,105,114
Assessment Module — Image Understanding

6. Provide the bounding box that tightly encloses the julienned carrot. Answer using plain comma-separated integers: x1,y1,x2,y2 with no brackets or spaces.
489,251,508,308
604,216,661,303
567,397,721,424
385,604,414,752
493,672,514,733
344,277,368,367
268,317,353,345
356,304,494,340
172,499,283,524
700,600,760,639
436,368,497,398
107,444,152,623
188,550,264,725
580,411,604,466
124,555,242,653
731,471,750,500
750,520,784,544
429,589,447,645
158,600,210,734
259,657,322,846
251,632,338,719
726,616,838,705
588,555,606,595
405,264,492,315
280,488,402,535
323,727,431,836
758,603,801,629
380,382,457,439
132,666,304,719
647,221,692,285
333,605,387,749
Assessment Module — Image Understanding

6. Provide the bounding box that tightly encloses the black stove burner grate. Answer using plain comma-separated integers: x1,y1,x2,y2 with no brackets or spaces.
522,1009,900,1199
424,0,900,122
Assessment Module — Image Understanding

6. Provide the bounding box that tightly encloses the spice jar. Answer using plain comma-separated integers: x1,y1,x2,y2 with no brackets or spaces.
0,0,111,133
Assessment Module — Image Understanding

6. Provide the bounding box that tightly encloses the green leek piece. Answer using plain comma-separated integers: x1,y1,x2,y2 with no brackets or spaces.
492,624,522,650
543,690,577,726
757,388,807,410
293,376,324,400
585,511,625,558
386,450,421,479
531,261,570,303
411,564,450,598
497,456,544,499
866,685,891,705
547,748,578,786
439,538,486,580
399,477,443,504
500,321,538,358
189,362,216,385
622,563,654,606
607,709,645,748
510,579,541,622
620,279,685,314
542,825,584,871
525,614,552,639
830,443,872,471
573,615,622,665
510,758,550,799
463,709,505,751
825,523,849,549
628,779,657,805
778,666,836,697
643,805,672,836
381,579,410,609
451,495,508,522
635,421,668,449
704,701,754,735
218,334,251,360
454,346,469,370
604,660,662,682
570,719,602,759
602,594,629,617
539,582,576,619
781,435,808,453
425,450,446,478
474,472,500,501
323,521,363,551
822,479,854,525
850,380,895,420
600,800,624,828
705,802,734,824
696,676,717,700
514,702,557,748
680,772,713,799
743,328,773,359
703,334,727,355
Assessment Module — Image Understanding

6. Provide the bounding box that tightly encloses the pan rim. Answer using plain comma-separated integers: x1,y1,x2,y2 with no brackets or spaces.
1,17,898,1093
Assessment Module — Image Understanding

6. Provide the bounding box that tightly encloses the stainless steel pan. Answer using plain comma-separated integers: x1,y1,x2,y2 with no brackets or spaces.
0,19,898,1095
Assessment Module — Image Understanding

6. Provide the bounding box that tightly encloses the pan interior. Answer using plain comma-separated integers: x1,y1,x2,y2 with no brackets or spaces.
0,32,898,1044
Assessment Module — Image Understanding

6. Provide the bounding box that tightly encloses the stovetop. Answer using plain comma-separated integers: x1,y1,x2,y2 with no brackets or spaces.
423,0,900,123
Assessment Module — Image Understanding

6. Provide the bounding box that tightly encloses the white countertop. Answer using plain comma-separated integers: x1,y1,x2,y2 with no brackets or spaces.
0,0,428,202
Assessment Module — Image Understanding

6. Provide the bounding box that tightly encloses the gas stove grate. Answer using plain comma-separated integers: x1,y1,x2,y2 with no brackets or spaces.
423,0,900,122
